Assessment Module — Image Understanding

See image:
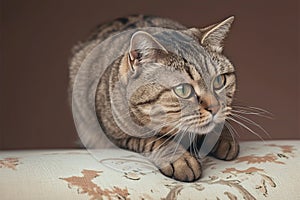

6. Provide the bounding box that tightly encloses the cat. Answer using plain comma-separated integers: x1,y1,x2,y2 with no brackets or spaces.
69,15,239,182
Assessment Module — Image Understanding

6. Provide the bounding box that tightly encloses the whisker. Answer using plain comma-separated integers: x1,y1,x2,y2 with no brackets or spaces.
151,124,182,147
171,126,190,161
188,132,196,156
226,116,265,142
172,132,186,156
230,113,271,139
144,121,182,148
224,122,238,149
225,121,240,138
231,109,274,119
232,105,273,116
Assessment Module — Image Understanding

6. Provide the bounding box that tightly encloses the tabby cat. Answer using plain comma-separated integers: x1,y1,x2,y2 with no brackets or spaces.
69,15,239,182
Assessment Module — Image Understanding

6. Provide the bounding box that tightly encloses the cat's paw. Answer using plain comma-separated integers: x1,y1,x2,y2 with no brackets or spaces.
159,152,202,182
210,138,239,161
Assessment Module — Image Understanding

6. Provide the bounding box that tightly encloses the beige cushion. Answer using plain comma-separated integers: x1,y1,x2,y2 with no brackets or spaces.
1,140,299,199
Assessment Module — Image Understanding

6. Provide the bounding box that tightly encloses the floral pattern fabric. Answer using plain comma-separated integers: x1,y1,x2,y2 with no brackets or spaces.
0,141,299,200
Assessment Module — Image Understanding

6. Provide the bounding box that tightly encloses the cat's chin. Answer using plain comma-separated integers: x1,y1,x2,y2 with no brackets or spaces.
198,122,216,134
197,118,226,135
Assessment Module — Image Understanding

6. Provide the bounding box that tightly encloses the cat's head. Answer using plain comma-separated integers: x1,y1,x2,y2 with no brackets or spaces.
119,17,236,136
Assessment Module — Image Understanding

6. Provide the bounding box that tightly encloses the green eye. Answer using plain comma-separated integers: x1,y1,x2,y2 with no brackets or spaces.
173,83,194,99
213,74,226,90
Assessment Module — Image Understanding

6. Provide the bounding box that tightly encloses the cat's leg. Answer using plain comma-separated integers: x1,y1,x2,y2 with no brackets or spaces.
118,137,202,182
209,126,239,160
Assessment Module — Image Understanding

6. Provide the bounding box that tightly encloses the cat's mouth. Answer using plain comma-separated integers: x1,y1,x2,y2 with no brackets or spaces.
198,121,216,134
179,118,214,135
184,114,226,135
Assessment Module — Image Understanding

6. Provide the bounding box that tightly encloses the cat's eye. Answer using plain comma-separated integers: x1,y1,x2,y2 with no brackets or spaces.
213,74,226,90
173,83,194,99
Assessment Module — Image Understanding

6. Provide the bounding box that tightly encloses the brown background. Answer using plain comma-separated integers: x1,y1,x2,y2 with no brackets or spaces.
1,0,299,150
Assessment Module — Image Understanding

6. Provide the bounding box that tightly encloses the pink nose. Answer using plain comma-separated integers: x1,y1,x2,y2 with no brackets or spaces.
200,95,220,115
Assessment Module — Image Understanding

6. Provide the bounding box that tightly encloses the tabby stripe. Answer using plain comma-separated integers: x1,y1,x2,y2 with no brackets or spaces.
203,58,210,75
126,138,133,150
143,138,153,153
137,138,141,152
226,93,233,99
135,139,140,152
124,137,131,148
209,58,218,74
166,109,181,114
150,139,156,152
170,163,175,177
132,138,139,152
225,81,235,90
127,137,138,151
225,143,232,159
164,103,180,108
140,138,146,153
134,89,169,106
184,65,194,80
211,138,221,153
184,158,195,180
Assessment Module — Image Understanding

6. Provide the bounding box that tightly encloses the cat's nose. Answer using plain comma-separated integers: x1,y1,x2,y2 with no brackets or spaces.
206,104,220,115
200,94,220,116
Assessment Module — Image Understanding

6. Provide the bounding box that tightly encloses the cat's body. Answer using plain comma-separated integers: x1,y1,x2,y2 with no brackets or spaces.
69,15,239,182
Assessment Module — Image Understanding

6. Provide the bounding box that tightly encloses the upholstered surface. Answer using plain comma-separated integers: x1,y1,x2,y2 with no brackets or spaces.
1,140,299,200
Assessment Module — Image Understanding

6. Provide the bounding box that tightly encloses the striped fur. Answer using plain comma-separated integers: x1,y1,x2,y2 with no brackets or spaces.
69,15,239,182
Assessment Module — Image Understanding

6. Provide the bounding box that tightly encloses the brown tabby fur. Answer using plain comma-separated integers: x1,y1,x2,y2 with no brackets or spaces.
69,15,239,182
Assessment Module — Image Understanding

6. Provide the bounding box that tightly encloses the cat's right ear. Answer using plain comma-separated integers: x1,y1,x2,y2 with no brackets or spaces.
189,16,234,53
127,31,167,72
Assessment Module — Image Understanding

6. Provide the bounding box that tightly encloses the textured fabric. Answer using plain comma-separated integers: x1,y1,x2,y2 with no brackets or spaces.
0,140,299,200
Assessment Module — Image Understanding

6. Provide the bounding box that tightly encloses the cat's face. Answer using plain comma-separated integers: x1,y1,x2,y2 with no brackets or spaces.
119,17,236,136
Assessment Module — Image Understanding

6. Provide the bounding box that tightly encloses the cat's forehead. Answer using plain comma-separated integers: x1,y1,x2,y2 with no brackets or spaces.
138,59,213,92
161,51,220,83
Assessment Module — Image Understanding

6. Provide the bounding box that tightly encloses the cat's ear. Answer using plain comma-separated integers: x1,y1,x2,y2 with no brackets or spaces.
190,16,234,53
128,31,167,70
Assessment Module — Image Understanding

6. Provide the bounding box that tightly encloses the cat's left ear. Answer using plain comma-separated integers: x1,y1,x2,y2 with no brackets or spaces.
189,16,234,53
128,31,167,71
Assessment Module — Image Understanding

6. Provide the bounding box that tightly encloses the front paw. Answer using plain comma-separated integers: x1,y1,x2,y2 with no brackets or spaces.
159,152,202,182
210,138,239,161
